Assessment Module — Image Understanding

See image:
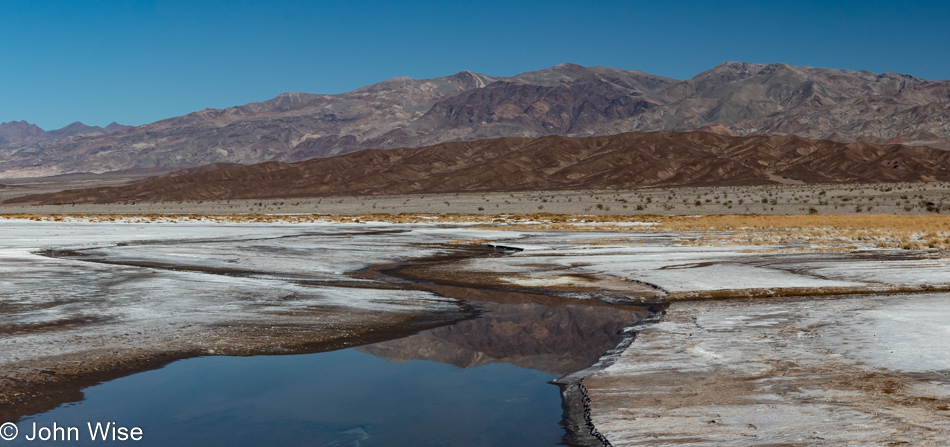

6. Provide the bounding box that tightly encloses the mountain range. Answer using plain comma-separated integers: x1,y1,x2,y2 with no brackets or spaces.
1,61,948,178
0,120,128,146
10,131,948,204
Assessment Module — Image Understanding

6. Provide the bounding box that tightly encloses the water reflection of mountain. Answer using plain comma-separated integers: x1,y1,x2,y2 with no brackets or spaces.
357,289,649,376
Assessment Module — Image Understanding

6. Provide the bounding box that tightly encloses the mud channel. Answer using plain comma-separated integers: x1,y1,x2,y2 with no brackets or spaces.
2,231,656,446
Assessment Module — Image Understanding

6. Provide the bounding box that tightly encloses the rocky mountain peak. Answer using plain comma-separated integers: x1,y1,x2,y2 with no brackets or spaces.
0,120,47,145
447,70,494,89
510,62,600,86
694,61,779,83
47,121,102,138
103,122,131,133
1,62,948,178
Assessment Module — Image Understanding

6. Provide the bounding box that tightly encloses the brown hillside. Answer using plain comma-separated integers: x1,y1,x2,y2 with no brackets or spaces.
4,62,950,179
6,131,950,205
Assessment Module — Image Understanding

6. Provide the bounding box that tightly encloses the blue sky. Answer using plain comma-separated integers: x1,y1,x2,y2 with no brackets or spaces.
1,0,948,130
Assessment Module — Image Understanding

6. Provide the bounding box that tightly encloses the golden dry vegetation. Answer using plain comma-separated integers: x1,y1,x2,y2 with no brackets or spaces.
4,212,950,250
658,214,950,250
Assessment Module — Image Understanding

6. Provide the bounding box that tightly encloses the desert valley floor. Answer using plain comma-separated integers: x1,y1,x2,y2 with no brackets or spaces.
6,5,950,445
1,211,949,445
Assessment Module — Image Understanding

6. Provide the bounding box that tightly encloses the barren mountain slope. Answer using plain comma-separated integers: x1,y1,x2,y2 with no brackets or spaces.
408,64,677,139
8,131,950,205
46,121,130,138
642,62,950,144
0,120,128,145
0,71,499,178
0,121,47,145
2,62,948,178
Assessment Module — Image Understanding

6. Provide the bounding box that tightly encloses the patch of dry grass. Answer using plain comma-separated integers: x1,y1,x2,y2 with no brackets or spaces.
658,214,950,233
658,214,950,250
4,212,949,251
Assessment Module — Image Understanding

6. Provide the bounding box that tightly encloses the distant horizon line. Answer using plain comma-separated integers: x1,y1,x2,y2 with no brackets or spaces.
5,60,946,131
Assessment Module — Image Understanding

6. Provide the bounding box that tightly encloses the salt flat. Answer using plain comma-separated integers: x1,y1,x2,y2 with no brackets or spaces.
2,216,949,445
397,227,950,444
586,294,950,445
0,219,473,419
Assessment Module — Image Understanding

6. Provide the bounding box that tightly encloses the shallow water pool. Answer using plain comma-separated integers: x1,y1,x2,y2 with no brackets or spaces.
10,348,563,446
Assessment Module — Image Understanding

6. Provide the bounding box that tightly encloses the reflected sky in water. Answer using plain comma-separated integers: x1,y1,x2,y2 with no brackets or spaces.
15,349,562,446
13,238,649,446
